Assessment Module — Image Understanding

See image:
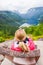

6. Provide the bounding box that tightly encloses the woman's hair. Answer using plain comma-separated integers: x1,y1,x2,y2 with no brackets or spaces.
15,29,26,41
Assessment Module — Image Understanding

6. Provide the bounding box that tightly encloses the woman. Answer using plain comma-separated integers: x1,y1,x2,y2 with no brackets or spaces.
1,29,36,65
11,29,35,52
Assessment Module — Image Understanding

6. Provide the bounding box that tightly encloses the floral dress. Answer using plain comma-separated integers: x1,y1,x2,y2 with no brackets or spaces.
11,38,35,51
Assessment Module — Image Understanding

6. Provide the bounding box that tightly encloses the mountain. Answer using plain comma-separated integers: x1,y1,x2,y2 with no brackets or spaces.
0,7,43,27
0,11,23,27
21,7,43,25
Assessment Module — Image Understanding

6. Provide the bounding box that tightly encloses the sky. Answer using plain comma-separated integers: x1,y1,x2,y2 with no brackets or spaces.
0,0,43,13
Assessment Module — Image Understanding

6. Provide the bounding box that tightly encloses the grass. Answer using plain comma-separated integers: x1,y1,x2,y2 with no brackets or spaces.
31,35,43,40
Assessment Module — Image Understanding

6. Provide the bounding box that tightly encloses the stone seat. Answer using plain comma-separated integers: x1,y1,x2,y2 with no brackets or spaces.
13,57,36,65
0,45,40,65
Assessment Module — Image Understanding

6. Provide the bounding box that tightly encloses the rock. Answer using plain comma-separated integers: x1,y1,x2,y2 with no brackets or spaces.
1,58,15,65
0,54,4,61
38,38,43,41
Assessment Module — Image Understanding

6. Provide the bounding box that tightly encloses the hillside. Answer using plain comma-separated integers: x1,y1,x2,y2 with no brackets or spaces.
0,7,43,26
0,11,23,42
21,7,43,24
0,11,23,26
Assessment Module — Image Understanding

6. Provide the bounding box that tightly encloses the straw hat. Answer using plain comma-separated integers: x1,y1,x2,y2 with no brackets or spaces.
14,29,26,41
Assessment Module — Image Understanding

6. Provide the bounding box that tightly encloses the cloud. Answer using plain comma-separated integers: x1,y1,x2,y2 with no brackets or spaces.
0,0,43,13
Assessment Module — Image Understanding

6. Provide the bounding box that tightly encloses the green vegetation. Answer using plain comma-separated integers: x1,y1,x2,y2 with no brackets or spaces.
23,22,43,40
0,24,18,42
0,21,43,42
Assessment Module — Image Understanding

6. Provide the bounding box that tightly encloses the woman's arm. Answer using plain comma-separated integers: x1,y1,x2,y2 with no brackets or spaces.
10,41,22,51
28,38,35,50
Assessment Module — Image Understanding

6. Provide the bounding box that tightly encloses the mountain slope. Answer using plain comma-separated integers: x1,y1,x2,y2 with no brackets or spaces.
0,11,23,26
21,7,43,24
0,7,43,26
